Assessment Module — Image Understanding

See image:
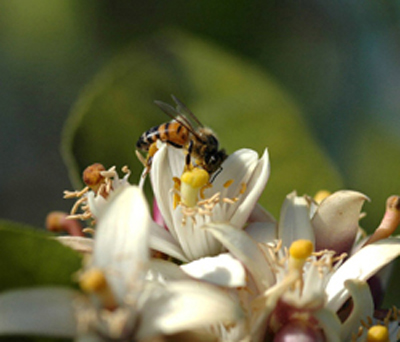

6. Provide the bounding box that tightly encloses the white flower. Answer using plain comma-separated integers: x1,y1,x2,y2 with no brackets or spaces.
148,143,270,262
205,219,400,341
248,190,370,255
0,186,243,341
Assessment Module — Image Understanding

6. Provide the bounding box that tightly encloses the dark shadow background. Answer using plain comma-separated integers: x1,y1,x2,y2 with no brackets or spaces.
1,1,399,247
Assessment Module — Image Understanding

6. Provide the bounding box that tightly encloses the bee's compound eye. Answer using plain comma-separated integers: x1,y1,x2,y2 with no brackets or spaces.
206,154,217,165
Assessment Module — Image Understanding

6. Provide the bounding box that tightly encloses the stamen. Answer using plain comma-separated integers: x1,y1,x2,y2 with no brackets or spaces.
314,190,331,204
83,163,106,193
99,165,116,179
199,182,213,199
239,182,247,195
222,197,238,204
63,187,89,199
82,228,95,236
288,240,314,279
79,268,117,311
367,325,389,342
45,211,84,237
365,195,400,246
121,165,130,174
172,177,181,210
67,212,93,221
70,196,87,215
135,150,147,168
289,239,314,261
223,179,234,188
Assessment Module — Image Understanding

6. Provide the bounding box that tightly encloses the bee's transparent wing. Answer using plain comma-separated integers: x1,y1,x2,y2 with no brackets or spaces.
171,95,203,128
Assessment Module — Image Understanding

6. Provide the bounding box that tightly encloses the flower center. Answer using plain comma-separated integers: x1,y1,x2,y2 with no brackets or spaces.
180,167,210,207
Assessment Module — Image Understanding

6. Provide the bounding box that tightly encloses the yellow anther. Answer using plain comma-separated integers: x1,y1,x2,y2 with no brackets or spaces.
314,190,331,204
79,268,108,294
289,240,314,260
180,168,210,207
200,182,213,199
223,179,234,188
82,163,106,193
239,182,247,194
367,325,389,342
172,177,181,209
79,268,117,310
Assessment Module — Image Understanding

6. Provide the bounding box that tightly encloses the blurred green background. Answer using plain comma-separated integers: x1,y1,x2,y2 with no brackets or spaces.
0,0,399,303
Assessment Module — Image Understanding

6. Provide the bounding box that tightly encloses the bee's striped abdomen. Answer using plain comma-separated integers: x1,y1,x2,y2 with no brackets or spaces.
136,121,190,151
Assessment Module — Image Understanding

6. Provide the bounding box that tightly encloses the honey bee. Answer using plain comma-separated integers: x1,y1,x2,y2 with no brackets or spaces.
136,95,228,178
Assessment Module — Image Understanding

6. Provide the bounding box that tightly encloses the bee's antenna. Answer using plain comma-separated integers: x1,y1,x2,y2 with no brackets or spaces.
171,95,204,128
210,167,223,183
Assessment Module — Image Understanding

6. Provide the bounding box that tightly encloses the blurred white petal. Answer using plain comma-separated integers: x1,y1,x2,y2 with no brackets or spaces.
147,259,191,282
180,253,246,287
56,236,93,254
137,281,243,339
0,288,78,337
93,185,151,303
149,221,189,262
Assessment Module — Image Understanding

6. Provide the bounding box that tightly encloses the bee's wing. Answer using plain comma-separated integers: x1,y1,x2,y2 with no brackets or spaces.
154,100,202,140
171,95,204,128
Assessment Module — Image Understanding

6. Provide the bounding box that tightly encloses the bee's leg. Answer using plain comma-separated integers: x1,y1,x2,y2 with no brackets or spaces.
185,140,194,171
210,166,223,183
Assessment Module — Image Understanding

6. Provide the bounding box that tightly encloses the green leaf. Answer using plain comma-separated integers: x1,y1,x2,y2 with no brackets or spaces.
0,220,82,292
62,30,343,217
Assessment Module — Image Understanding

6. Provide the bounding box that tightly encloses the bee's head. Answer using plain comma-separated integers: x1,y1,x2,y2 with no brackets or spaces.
204,149,228,174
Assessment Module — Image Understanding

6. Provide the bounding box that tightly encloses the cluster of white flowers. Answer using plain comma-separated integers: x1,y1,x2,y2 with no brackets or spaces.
1,141,400,342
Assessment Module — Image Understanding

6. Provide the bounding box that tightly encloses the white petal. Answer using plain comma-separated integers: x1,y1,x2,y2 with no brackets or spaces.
206,223,275,291
166,143,186,177
326,237,400,312
86,191,107,219
150,144,176,236
93,186,151,302
56,236,94,254
230,148,271,229
207,148,259,199
170,207,224,261
312,190,369,254
245,221,277,244
0,288,78,337
278,191,315,249
312,308,342,342
180,253,246,287
137,281,243,339
149,221,189,262
340,279,374,341
147,259,191,282
247,203,277,224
